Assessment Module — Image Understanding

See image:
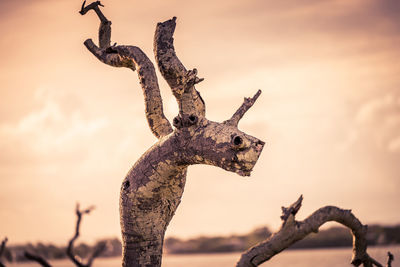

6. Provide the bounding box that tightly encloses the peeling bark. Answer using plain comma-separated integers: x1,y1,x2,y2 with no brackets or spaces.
236,196,392,267
81,2,265,266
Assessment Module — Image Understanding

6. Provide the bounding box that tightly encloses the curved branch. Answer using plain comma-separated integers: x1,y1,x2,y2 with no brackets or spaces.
67,204,104,267
154,17,205,117
24,252,52,267
237,196,389,267
81,1,172,139
224,90,262,127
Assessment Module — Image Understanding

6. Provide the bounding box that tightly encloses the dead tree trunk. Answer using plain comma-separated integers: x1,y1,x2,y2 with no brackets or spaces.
80,2,264,267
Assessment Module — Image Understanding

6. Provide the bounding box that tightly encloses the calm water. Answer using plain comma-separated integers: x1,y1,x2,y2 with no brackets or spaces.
8,245,399,267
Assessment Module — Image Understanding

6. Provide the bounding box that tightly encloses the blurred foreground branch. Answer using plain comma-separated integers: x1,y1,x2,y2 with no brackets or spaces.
0,237,8,267
67,204,105,267
387,252,394,267
236,196,394,267
24,252,51,267
24,203,104,267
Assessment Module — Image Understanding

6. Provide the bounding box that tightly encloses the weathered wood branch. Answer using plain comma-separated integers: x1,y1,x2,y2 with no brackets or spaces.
154,17,205,117
81,3,265,266
67,204,105,267
79,1,110,49
24,252,52,267
80,1,172,139
236,196,390,267
224,89,262,127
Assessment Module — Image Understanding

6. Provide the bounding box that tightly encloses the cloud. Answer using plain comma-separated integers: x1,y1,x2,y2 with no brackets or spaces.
342,92,400,153
388,136,400,152
0,87,108,165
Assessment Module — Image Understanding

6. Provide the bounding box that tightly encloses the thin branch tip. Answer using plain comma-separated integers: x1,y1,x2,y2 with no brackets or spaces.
225,89,263,126
80,0,104,14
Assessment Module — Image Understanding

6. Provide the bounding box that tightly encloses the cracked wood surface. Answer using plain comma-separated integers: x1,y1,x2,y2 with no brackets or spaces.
81,2,264,266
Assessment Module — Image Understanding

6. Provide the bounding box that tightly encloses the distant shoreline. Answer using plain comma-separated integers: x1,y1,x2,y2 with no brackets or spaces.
1,224,399,263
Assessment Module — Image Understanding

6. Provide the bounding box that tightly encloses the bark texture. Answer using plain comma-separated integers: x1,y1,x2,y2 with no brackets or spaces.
236,196,392,267
80,2,265,266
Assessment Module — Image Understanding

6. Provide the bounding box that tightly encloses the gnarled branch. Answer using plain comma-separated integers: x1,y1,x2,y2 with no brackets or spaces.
224,90,262,127
80,1,172,139
154,17,205,117
67,204,105,267
24,252,52,267
237,196,391,267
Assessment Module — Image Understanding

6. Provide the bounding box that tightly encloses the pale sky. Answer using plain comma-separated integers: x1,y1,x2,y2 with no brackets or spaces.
1,0,399,245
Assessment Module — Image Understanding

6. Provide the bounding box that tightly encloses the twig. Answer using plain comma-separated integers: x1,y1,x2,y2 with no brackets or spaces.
79,1,108,23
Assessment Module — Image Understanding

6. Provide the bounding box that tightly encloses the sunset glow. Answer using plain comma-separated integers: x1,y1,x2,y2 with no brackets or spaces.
1,0,399,245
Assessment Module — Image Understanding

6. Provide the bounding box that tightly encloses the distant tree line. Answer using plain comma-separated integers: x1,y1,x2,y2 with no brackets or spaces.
1,224,398,264
165,224,400,254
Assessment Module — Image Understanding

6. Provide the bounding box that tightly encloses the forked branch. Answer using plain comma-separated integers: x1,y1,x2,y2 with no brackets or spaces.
236,196,391,267
67,204,105,267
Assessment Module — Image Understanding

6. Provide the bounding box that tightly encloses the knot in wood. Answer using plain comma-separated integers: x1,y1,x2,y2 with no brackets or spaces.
173,114,198,129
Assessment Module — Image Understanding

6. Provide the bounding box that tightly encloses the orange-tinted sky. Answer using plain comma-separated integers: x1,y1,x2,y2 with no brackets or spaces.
1,0,400,245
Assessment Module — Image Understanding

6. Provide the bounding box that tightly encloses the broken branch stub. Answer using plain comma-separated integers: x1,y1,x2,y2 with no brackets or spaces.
225,89,262,127
81,2,265,266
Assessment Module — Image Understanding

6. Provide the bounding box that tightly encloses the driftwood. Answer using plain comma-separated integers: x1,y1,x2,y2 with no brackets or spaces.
79,2,395,267
80,2,264,267
237,196,394,267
